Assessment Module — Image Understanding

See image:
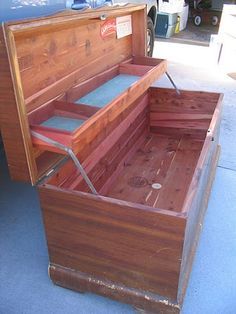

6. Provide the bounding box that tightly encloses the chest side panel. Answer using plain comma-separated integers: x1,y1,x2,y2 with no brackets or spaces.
0,27,32,181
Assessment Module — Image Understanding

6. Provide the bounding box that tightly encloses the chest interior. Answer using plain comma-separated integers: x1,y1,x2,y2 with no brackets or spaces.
44,87,221,213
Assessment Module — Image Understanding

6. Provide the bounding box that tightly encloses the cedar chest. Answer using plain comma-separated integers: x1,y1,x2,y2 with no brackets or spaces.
0,5,223,313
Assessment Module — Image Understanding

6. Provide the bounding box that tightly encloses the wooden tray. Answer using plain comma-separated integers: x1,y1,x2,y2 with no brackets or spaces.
29,56,167,153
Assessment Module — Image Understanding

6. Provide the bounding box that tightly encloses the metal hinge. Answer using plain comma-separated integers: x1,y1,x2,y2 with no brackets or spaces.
36,155,70,186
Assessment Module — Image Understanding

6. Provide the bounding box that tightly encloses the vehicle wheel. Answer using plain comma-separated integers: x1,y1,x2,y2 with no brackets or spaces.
194,15,202,26
147,16,155,57
211,15,219,26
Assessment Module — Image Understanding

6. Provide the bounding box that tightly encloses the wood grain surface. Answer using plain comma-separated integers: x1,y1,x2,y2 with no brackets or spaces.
0,6,154,184
0,27,34,181
38,86,223,312
107,134,203,212
30,59,167,154
39,185,186,300
0,6,224,313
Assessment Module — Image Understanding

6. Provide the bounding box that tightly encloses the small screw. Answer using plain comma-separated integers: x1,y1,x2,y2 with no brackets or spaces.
100,14,107,20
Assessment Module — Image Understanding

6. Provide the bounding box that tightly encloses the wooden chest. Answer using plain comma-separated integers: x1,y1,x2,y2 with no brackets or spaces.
0,5,223,313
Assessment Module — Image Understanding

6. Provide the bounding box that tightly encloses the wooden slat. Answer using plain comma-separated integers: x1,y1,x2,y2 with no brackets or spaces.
149,87,220,114
54,101,99,116
119,63,153,76
150,126,207,138
150,120,210,131
182,92,223,213
149,87,222,139
17,22,132,110
150,113,212,121
107,134,180,206
131,8,147,56
177,93,223,303
49,264,180,313
150,87,220,102
39,184,186,300
28,100,97,127
133,56,165,66
106,134,204,213
0,27,34,182
178,145,220,305
154,136,203,212
8,5,146,35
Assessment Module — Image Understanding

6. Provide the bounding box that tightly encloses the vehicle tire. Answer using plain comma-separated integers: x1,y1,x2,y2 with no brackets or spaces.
211,15,219,26
147,16,155,57
194,15,202,26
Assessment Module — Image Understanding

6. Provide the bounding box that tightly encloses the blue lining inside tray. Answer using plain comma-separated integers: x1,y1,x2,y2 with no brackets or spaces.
76,74,140,108
41,116,85,132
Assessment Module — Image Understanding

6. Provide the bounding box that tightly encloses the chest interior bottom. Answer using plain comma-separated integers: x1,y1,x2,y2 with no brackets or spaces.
45,87,219,213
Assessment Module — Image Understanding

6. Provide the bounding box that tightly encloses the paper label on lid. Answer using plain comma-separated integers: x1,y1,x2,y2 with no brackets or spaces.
116,15,132,39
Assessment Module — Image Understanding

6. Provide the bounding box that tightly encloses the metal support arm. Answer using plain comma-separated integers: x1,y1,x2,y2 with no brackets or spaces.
31,131,98,195
165,72,181,95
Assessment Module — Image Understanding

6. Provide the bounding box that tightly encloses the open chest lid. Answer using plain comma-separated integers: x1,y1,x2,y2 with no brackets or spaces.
0,4,167,185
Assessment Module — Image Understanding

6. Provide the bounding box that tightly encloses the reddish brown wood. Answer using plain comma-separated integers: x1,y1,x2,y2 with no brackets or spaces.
149,87,222,140
62,57,165,105
119,63,154,76
16,20,132,107
66,65,120,103
177,94,223,304
54,101,100,116
132,56,166,66
106,134,204,212
178,145,220,305
0,27,36,182
0,5,159,184
150,113,212,121
30,59,166,155
182,93,223,214
8,5,146,35
49,264,181,314
39,185,186,300
107,134,181,206
63,94,149,192
36,151,66,179
37,86,222,313
149,87,219,114
131,8,147,56
0,5,224,313
150,126,207,138
29,100,99,126
154,136,203,212
151,120,210,130
46,149,220,314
